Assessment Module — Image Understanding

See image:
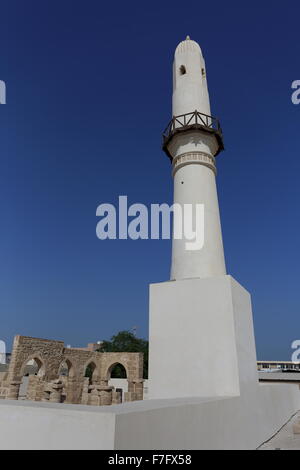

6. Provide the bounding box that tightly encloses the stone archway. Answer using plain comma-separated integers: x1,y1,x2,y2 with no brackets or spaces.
106,362,128,380
1,335,144,405
106,362,128,402
20,355,46,378
57,359,76,403
84,361,99,385
17,355,47,401
58,359,75,378
101,353,144,402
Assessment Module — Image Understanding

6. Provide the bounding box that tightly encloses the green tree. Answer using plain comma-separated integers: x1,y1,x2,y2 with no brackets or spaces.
98,330,148,379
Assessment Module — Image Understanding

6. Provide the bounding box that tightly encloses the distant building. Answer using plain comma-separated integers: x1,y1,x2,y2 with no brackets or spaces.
257,361,300,371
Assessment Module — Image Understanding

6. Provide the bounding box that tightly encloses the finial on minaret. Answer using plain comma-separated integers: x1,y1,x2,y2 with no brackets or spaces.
186,35,190,40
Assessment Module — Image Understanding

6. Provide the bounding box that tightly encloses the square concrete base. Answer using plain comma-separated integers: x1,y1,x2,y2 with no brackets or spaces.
148,275,258,399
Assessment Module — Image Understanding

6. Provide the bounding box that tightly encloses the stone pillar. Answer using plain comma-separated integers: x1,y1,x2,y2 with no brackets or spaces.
124,391,138,402
89,386,101,406
49,380,63,403
132,379,144,400
87,385,113,406
99,386,113,406
112,390,122,404
64,377,82,404
81,378,90,405
127,379,144,401
7,380,22,400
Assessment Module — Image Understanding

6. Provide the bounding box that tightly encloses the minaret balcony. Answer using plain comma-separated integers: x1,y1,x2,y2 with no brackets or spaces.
162,110,224,160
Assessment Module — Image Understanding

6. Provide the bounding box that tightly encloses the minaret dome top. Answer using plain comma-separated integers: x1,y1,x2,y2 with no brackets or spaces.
162,36,224,160
175,36,202,56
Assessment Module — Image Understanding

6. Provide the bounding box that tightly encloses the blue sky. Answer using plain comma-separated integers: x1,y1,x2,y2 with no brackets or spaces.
0,0,299,359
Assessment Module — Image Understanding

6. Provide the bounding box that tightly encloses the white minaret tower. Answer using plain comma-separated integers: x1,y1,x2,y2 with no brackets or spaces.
148,37,258,400
163,36,225,280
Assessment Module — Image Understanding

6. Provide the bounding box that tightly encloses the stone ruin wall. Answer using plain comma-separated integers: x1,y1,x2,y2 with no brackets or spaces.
0,335,144,406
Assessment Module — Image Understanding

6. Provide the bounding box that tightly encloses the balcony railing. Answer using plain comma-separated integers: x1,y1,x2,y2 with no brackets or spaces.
162,110,224,160
163,110,222,142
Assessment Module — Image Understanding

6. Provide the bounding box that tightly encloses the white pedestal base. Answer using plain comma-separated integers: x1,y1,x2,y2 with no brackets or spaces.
148,275,258,399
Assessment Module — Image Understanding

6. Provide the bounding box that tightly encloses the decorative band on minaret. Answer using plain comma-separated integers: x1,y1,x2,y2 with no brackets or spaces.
162,37,226,281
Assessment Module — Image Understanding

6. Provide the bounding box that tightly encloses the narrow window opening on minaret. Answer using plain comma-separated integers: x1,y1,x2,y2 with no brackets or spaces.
179,65,186,75
201,68,206,77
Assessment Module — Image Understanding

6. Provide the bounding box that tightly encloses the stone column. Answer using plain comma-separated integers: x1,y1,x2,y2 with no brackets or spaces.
124,391,138,402
89,385,101,406
99,386,113,406
81,378,90,405
127,379,144,401
7,379,22,400
132,379,144,400
87,385,113,406
112,390,122,404
66,377,83,404
127,380,134,393
49,380,63,403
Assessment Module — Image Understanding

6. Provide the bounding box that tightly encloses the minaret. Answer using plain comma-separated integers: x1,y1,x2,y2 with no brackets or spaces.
163,36,226,280
148,38,258,400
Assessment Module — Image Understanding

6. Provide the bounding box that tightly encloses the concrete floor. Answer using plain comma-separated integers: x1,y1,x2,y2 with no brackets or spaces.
259,411,300,450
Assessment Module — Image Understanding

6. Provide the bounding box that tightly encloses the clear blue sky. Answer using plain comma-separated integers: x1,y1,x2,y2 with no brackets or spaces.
0,1,299,359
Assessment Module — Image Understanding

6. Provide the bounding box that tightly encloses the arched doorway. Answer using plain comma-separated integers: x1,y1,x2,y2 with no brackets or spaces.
19,357,45,400
107,362,128,402
58,359,75,403
84,361,98,385
58,359,74,377
109,363,127,378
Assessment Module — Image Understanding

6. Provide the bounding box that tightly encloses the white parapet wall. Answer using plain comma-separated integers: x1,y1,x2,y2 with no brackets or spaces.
114,383,300,449
0,382,299,450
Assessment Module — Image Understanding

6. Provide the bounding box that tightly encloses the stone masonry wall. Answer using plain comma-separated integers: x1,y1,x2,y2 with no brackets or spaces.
2,335,144,406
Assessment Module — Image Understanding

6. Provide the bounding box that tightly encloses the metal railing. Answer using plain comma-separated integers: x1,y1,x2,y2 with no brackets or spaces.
162,110,222,143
